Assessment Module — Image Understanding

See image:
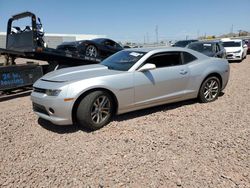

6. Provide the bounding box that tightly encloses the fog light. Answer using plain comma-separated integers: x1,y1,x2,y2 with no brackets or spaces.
48,108,55,114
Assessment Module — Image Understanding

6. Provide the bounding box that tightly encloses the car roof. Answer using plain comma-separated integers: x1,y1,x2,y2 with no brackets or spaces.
124,47,193,52
175,39,198,42
58,38,115,46
221,38,242,42
124,47,208,59
190,41,218,44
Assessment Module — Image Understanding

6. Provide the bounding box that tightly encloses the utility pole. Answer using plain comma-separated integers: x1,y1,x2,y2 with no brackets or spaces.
238,30,242,36
197,30,200,39
155,25,158,44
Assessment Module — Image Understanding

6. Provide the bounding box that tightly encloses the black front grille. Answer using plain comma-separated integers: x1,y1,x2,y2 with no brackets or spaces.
33,87,46,94
33,103,49,116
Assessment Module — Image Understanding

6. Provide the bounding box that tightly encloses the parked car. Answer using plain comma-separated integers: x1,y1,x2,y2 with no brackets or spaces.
56,38,123,60
172,40,198,47
187,41,226,58
123,45,131,49
221,38,248,61
31,47,230,130
244,39,250,54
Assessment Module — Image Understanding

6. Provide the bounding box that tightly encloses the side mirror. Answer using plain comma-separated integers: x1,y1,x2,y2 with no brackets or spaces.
138,63,156,72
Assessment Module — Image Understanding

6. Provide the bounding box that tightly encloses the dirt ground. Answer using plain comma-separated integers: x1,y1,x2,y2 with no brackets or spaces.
0,56,250,188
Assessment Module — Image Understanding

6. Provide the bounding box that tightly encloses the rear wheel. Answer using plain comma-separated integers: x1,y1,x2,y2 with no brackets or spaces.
85,45,98,57
198,76,221,103
76,91,114,130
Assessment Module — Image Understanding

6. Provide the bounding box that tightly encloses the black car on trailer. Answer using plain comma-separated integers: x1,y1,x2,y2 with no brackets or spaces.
57,38,123,59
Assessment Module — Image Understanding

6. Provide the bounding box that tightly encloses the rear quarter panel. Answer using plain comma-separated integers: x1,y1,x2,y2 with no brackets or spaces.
186,58,229,96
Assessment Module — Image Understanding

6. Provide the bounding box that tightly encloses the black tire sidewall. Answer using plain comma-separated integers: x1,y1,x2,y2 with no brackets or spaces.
76,91,113,130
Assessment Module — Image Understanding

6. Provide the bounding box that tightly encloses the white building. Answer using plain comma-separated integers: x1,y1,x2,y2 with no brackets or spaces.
0,32,106,49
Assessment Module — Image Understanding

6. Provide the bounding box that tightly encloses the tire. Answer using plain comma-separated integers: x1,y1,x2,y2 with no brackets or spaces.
76,91,114,130
198,76,221,103
85,45,98,57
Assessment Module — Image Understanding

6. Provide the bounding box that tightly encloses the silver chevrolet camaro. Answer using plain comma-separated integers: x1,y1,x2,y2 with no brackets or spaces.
31,47,230,130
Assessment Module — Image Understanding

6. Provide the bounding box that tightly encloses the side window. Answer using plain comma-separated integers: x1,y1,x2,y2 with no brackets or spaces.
182,52,197,64
211,44,217,53
104,40,116,47
216,44,220,52
219,43,224,51
146,52,182,68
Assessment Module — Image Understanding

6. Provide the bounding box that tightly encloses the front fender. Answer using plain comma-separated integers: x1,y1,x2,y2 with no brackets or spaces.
67,73,135,114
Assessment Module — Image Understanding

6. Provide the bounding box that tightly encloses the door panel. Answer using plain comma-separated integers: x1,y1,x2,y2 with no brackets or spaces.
134,65,189,106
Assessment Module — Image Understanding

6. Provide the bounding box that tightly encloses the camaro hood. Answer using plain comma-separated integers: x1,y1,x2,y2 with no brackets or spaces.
224,47,242,53
41,64,122,82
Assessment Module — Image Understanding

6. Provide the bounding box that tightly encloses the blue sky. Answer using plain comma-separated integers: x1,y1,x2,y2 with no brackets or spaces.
0,0,249,42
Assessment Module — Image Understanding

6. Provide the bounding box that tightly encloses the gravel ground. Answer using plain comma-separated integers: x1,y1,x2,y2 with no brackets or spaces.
0,56,250,188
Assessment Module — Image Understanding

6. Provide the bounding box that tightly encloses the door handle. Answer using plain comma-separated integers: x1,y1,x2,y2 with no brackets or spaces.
180,70,188,75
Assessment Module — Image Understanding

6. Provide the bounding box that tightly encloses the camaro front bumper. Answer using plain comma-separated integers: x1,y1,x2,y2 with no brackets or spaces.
31,91,74,125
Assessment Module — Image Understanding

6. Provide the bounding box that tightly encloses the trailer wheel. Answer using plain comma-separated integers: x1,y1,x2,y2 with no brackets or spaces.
4,55,9,66
3,55,15,66
10,56,16,65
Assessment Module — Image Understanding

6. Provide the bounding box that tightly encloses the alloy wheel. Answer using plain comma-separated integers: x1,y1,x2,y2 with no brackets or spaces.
86,45,97,57
91,95,111,124
203,79,219,101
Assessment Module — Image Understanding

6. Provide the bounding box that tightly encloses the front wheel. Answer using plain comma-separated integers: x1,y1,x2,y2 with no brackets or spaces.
76,91,114,130
198,76,221,103
85,45,98,57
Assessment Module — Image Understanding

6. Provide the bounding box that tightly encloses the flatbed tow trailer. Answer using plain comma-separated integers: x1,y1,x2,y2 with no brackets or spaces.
0,12,101,91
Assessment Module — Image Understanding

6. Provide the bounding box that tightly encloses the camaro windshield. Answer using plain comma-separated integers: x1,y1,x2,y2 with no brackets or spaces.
100,51,146,71
222,41,241,47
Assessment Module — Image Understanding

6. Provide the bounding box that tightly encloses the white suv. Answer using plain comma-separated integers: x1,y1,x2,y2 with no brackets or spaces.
221,38,248,61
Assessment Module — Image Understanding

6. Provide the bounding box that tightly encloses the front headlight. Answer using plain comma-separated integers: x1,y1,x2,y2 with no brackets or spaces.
234,50,241,53
46,89,61,96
